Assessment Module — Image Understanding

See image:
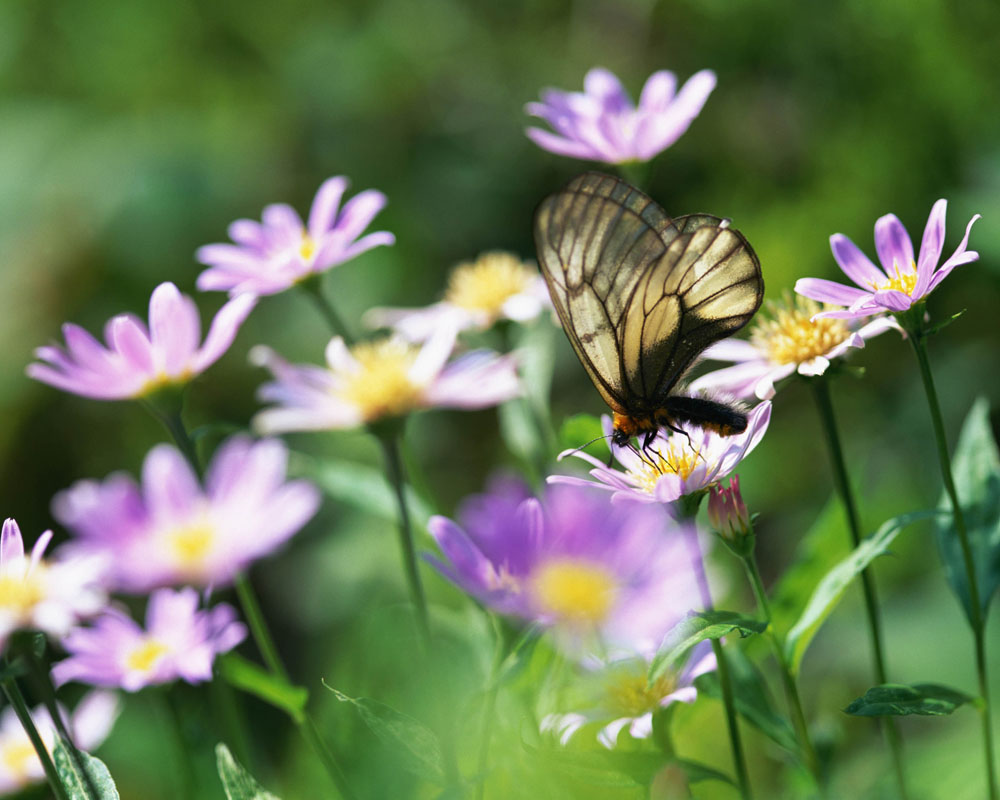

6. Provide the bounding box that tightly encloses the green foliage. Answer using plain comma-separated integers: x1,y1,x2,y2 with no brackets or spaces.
557,413,610,464
216,653,309,721
844,684,974,717
215,744,282,800
785,510,935,674
52,739,120,800
649,611,767,683
695,648,798,754
326,686,446,783
933,397,1000,622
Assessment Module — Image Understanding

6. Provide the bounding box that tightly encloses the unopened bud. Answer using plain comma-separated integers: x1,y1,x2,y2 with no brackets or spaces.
707,476,751,545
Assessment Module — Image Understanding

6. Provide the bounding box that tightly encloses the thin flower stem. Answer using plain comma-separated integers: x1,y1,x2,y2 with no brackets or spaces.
300,279,355,344
378,434,431,645
160,689,196,799
682,522,753,800
741,554,821,785
810,376,909,798
1,676,70,800
475,614,506,800
909,333,997,800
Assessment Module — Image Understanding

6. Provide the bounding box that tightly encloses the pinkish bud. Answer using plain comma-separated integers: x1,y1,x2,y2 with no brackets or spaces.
707,476,751,544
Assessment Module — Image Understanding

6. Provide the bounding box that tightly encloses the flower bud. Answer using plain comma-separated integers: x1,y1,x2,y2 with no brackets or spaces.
707,476,751,546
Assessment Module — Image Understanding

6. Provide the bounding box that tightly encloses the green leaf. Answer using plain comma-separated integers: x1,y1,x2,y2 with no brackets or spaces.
925,308,966,337
785,510,935,673
216,653,308,721
294,455,433,528
558,413,610,463
52,739,120,800
674,758,737,786
215,743,282,800
326,686,445,783
649,611,767,683
844,683,975,717
694,648,799,754
499,397,547,470
933,397,1000,622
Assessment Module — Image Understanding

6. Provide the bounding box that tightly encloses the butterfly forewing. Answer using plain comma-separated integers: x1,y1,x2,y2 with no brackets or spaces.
534,172,763,424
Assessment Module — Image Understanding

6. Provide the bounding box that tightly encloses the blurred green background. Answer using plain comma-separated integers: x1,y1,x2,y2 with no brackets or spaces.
3,0,1000,797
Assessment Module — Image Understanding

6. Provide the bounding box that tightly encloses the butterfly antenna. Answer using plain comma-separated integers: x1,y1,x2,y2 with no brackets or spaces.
562,432,615,462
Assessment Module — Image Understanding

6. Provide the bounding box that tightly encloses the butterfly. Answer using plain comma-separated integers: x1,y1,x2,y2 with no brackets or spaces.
533,172,764,449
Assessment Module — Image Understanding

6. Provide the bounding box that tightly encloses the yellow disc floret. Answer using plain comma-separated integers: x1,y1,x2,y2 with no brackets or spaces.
872,260,918,295
338,338,423,422
124,637,170,674
629,440,701,493
166,519,216,571
444,252,535,317
0,570,46,619
605,667,678,717
750,294,850,366
531,559,618,625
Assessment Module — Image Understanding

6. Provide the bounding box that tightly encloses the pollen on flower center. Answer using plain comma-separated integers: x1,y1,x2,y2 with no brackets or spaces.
629,442,701,492
166,520,216,569
0,572,45,617
299,232,317,261
1,740,37,780
531,559,618,624
606,668,678,717
124,637,170,674
339,339,423,422
751,295,850,365
443,252,535,316
872,260,918,295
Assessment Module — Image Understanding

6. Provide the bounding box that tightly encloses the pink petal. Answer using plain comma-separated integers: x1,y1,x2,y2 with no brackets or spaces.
148,283,201,376
1,519,24,563
916,199,947,285
141,445,202,519
638,70,678,112
829,234,884,288
333,189,389,243
794,277,873,307
261,203,303,235
307,176,349,240
525,127,602,160
872,289,914,312
109,315,155,374
192,293,257,373
873,213,915,275
583,68,632,112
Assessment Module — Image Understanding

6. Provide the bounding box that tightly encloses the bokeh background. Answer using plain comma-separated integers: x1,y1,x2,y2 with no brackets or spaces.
2,0,1000,797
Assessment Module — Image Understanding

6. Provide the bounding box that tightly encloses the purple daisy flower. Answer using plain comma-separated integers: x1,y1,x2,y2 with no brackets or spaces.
250,325,520,433
196,176,395,297
540,642,716,749
525,67,716,164
0,691,120,794
795,199,981,320
688,295,900,400
550,403,771,506
52,587,246,692
52,436,320,592
426,479,700,656
27,282,256,401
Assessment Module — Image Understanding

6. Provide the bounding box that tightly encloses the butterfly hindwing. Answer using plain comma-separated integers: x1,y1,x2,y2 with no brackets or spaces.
534,172,763,423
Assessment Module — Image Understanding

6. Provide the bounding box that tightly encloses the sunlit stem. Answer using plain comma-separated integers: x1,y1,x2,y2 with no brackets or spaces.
678,496,753,800
300,276,355,345
1,675,70,800
809,375,909,799
374,424,431,645
476,614,506,800
907,325,996,800
740,550,821,785
617,160,651,191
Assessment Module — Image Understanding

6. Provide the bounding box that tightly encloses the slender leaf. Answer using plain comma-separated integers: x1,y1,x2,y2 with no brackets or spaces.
785,510,935,673
694,648,798,754
52,739,119,800
674,758,737,786
933,397,1000,621
326,686,445,783
844,683,974,717
649,611,767,683
217,652,308,721
216,743,282,800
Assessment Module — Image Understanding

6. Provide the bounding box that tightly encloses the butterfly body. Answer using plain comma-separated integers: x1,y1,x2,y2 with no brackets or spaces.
533,172,763,448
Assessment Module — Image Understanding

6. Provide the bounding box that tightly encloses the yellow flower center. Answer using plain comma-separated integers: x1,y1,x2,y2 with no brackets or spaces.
166,519,216,570
750,295,850,365
629,441,701,493
124,637,170,674
443,252,535,316
1,740,38,781
606,668,678,717
338,339,422,422
872,260,918,295
299,232,316,261
531,559,618,624
0,570,46,619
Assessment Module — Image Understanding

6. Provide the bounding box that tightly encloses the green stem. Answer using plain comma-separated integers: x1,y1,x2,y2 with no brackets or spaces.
234,572,356,800
742,554,821,784
909,332,997,800
476,615,506,800
300,278,355,344
2,677,70,800
161,689,196,799
378,433,431,645
682,521,753,800
810,376,909,798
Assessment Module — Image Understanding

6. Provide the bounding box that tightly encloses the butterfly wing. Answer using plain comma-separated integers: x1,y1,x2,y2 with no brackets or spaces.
622,213,763,403
533,172,680,412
